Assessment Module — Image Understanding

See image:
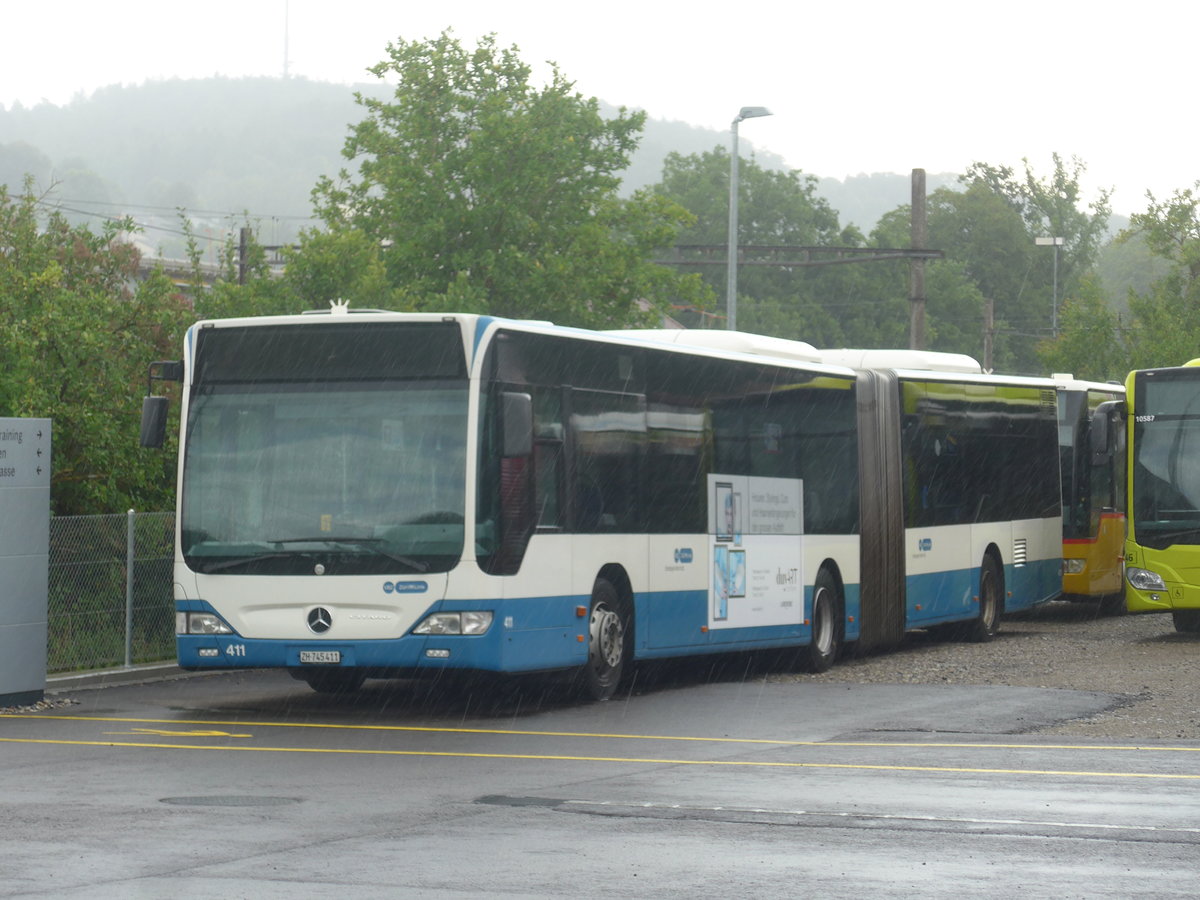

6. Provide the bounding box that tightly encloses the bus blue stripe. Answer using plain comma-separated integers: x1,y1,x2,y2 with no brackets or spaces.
177,581,870,673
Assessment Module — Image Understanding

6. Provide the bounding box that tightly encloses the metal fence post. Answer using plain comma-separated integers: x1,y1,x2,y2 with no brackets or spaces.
125,509,135,668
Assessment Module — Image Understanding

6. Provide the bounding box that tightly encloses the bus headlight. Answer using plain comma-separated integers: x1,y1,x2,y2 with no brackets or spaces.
413,611,493,635
1063,559,1087,575
177,612,235,635
1126,567,1167,592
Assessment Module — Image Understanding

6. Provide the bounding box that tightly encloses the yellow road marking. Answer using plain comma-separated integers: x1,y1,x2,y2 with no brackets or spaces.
0,735,1196,779
3,713,1200,754
103,728,252,738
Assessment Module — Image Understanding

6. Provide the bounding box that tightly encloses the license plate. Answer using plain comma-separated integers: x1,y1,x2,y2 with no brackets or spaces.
299,650,341,665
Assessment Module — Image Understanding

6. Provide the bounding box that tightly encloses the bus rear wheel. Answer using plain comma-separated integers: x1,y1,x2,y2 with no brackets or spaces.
798,569,842,673
1172,610,1200,633
581,578,629,702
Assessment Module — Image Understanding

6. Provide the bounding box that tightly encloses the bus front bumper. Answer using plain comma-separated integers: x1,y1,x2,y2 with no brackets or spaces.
1125,567,1200,613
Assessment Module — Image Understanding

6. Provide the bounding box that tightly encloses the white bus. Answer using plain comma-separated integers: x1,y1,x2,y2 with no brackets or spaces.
141,307,1063,699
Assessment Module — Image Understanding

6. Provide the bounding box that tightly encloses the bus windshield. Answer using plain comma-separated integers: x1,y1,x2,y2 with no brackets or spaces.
1133,369,1200,549
180,322,469,575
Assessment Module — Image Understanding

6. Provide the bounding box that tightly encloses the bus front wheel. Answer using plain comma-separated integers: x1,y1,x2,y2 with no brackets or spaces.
1172,610,1200,633
581,578,629,701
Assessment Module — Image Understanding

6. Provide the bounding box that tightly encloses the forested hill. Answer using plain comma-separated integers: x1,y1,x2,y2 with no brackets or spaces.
0,76,949,243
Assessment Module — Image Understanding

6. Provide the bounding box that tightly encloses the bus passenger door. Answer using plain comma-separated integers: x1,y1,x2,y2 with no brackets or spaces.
564,388,652,644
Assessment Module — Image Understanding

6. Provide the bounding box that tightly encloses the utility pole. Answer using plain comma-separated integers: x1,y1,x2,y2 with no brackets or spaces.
909,169,927,350
238,227,249,285
1035,236,1064,336
982,298,995,372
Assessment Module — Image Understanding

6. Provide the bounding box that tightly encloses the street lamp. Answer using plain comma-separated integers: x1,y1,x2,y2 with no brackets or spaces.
726,105,773,331
1035,236,1064,335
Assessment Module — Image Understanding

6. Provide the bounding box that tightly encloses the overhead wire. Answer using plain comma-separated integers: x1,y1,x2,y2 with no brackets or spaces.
30,196,317,244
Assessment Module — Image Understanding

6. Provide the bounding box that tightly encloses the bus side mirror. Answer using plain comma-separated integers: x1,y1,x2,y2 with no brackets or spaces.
140,360,184,449
1090,400,1124,465
140,396,171,448
501,391,533,458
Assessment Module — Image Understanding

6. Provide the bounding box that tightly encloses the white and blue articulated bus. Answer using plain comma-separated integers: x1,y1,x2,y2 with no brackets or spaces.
140,307,1063,699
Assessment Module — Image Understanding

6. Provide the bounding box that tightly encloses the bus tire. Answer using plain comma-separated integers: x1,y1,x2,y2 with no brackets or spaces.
581,578,629,701
799,569,842,673
1099,592,1127,616
966,555,1002,643
299,668,366,694
1172,610,1200,633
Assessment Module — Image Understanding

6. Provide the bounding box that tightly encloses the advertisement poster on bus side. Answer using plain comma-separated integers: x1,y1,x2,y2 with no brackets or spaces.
707,474,803,629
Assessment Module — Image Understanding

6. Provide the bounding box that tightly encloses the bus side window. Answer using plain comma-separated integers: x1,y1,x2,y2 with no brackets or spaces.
533,390,564,529
568,390,647,533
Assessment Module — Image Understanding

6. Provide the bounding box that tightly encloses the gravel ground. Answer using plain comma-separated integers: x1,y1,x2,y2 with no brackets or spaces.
791,600,1200,741
0,695,79,715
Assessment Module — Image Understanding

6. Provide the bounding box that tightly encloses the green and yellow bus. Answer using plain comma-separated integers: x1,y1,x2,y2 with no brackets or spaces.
1122,360,1200,631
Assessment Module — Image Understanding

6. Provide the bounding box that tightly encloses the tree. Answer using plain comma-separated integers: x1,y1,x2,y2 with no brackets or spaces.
959,156,1113,372
281,227,400,311
849,158,1113,374
966,154,1112,275
176,219,309,321
1036,274,1125,381
1120,184,1200,369
1094,229,1170,316
653,148,890,342
310,32,708,328
0,184,190,514
1044,182,1200,377
0,141,52,193
868,206,988,359
924,181,1040,370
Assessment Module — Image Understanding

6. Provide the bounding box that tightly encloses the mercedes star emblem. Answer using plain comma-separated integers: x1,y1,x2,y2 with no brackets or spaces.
307,607,333,634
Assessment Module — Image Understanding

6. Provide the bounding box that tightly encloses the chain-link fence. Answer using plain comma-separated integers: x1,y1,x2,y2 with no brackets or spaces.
48,512,175,673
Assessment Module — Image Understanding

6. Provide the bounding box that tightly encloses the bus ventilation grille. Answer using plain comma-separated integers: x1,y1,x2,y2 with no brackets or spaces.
1012,537,1028,566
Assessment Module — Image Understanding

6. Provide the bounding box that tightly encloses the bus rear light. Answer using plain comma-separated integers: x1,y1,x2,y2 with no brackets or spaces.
413,611,493,635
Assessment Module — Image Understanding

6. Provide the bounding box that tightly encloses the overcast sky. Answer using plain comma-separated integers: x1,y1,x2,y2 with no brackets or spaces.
2,0,1190,216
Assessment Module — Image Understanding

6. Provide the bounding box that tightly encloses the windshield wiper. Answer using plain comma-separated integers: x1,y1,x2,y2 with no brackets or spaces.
198,552,300,573
269,537,429,572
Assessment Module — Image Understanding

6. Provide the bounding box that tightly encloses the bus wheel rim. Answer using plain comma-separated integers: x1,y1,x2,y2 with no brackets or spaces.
591,605,623,669
813,588,833,653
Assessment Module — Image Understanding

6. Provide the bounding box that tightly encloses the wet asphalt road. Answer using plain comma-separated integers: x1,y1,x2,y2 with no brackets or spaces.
3,669,1199,898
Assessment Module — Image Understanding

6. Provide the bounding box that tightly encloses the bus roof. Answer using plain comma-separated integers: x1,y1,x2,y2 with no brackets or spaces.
1049,373,1126,395
602,328,823,363
819,348,982,373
